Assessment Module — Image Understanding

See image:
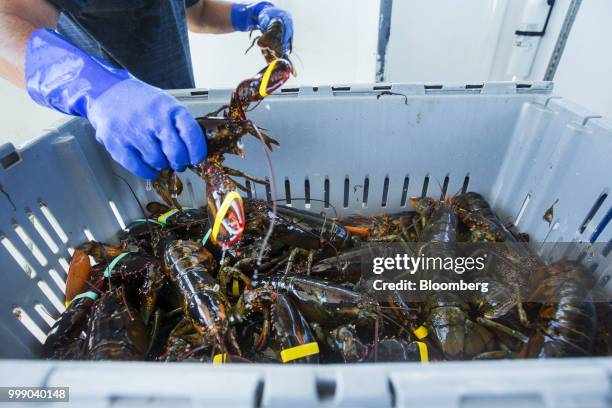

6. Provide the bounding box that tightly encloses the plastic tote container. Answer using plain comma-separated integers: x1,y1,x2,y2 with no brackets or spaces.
0,81,610,407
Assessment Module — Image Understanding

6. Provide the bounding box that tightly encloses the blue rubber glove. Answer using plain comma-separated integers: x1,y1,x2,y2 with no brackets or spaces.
25,29,206,180
231,2,293,54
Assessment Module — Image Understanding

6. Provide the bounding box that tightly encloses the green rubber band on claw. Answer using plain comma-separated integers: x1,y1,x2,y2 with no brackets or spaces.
72,291,98,302
131,219,164,227
201,228,212,246
157,207,196,225
103,252,132,277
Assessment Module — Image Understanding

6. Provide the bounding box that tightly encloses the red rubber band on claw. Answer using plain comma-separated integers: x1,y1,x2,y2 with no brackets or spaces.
211,191,245,247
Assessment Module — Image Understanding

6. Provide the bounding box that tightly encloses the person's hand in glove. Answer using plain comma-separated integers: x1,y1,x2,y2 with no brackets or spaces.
231,1,293,55
25,29,207,180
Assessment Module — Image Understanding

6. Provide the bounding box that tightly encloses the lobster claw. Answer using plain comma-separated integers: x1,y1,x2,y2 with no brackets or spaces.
207,187,246,248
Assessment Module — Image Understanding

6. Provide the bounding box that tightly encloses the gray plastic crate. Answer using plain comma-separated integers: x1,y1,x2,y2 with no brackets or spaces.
0,81,611,407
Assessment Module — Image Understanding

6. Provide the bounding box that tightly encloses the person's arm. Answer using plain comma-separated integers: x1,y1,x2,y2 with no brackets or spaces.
0,0,59,88
187,0,293,55
187,0,234,34
0,1,206,180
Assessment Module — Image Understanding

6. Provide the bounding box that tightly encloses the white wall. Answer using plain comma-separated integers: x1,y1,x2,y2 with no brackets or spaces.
553,0,612,119
0,82,64,147
384,0,512,83
382,0,578,85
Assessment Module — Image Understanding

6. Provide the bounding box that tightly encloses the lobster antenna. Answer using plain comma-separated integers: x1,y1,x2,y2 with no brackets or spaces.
432,176,444,199
245,33,260,55
288,51,304,76
246,99,264,113
113,172,158,244
251,123,278,285
273,198,339,218
113,173,148,218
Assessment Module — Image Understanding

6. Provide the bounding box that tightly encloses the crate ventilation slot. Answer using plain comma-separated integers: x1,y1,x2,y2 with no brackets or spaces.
304,178,311,208
284,179,292,205
0,151,21,169
440,175,450,200
107,201,126,230
34,303,56,327
324,178,330,208
603,240,612,258
421,176,430,198
13,224,47,267
315,379,337,403
381,176,390,207
83,228,95,242
460,394,544,408
332,86,351,92
343,177,350,208
48,269,66,293
58,258,70,273
590,206,611,243
580,193,608,235
108,201,126,229
253,379,264,408
1,236,36,278
39,203,68,243
362,176,370,208
388,379,397,408
244,180,252,199
28,213,59,254
37,280,65,313
461,175,470,194
264,179,272,202
515,193,532,227
400,176,410,207
13,307,46,344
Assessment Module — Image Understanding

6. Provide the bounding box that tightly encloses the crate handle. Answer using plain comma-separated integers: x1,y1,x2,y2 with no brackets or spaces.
0,143,21,170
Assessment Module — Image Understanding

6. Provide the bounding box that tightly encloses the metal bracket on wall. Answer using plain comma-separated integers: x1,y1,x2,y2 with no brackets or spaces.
375,0,393,83
544,0,583,81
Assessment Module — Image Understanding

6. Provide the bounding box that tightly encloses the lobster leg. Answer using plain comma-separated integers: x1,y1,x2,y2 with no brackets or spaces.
222,166,269,185
476,317,529,343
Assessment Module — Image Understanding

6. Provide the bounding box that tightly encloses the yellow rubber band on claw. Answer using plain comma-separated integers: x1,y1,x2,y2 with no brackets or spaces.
157,207,196,224
415,341,429,363
211,191,244,245
280,342,319,363
259,59,279,98
412,325,428,340
157,209,180,224
65,290,98,308
232,279,240,297
213,353,228,364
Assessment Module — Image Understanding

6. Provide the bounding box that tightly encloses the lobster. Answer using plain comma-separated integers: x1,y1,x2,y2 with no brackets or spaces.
85,287,148,361
162,239,240,355
521,261,598,358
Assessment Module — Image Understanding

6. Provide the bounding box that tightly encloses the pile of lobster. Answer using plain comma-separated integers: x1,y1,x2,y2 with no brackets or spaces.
41,191,612,363
40,21,610,364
